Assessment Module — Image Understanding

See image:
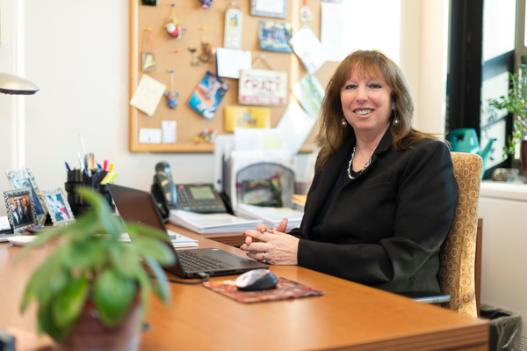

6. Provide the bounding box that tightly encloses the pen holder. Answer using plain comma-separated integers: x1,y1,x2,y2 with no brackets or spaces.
64,169,115,217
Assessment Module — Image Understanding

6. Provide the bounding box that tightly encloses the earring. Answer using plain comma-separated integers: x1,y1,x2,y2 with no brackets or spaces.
392,108,400,127
341,118,348,127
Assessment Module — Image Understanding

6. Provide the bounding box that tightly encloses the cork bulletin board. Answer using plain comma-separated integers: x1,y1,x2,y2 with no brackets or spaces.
129,0,338,153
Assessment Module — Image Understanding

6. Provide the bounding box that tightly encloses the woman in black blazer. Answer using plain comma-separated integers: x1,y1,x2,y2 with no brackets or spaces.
241,50,458,294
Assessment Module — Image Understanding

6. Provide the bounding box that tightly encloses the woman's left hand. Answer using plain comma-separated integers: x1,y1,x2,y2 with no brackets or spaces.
241,228,300,265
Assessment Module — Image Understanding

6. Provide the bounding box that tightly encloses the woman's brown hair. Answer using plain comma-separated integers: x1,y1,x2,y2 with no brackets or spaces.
316,50,435,170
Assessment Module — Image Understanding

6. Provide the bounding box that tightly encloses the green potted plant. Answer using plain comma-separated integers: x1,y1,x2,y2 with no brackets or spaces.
489,64,527,176
19,187,174,350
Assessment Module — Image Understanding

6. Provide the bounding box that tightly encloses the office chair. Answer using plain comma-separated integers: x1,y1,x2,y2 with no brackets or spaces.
438,152,482,318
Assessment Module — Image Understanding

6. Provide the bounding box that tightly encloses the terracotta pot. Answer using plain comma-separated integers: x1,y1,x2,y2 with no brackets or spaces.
59,300,143,351
521,139,527,177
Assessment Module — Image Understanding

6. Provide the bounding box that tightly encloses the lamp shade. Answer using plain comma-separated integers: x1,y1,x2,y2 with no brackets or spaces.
0,73,39,95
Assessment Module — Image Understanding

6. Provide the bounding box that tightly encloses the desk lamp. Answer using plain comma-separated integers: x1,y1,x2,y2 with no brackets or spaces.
0,73,38,95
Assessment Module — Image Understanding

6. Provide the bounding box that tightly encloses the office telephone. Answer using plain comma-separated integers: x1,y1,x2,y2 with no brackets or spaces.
151,161,228,218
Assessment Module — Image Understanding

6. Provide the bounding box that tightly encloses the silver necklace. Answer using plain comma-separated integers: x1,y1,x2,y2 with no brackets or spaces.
347,146,372,180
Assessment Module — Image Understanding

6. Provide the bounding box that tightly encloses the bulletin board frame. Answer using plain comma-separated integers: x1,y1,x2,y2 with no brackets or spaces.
129,0,335,153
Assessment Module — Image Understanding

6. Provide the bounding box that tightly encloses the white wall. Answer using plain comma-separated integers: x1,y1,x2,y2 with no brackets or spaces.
0,0,450,206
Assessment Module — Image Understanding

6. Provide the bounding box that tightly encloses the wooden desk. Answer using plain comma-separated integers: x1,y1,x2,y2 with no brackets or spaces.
0,231,488,351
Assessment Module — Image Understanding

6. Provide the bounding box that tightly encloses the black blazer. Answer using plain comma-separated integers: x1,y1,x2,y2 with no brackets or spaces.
290,131,458,293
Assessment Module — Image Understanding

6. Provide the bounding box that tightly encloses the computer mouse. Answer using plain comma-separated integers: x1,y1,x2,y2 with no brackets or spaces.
235,269,278,291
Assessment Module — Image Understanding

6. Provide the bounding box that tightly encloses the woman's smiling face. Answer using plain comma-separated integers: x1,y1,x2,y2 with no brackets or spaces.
340,69,393,138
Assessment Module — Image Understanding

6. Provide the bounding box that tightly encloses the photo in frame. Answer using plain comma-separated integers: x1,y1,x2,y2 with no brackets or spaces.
238,69,288,106
42,188,75,226
251,0,287,19
6,168,47,225
188,71,229,120
3,188,37,233
258,21,292,53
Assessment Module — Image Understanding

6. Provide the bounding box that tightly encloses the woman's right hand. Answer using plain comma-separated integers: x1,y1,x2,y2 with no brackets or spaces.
243,218,288,246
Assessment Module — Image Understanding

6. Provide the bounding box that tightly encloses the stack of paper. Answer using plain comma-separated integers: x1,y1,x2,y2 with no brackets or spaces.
120,231,198,249
235,204,303,231
169,210,262,235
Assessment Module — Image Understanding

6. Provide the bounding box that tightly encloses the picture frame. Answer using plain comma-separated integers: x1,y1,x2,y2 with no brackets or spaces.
3,188,38,233
188,71,229,120
251,0,287,19
42,188,75,226
258,21,292,53
238,69,288,106
6,168,47,225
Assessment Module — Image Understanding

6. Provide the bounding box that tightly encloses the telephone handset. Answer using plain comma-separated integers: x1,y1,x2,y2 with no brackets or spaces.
151,161,178,219
151,161,229,219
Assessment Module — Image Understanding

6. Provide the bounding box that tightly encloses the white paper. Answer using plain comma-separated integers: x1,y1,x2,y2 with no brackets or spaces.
130,74,166,116
321,2,344,61
216,48,251,79
162,120,177,143
139,128,161,144
0,216,10,231
293,74,325,119
289,27,327,74
253,0,283,13
169,210,262,235
276,100,316,154
234,128,283,151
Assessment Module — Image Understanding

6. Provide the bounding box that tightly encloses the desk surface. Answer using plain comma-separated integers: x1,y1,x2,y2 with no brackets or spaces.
0,227,488,351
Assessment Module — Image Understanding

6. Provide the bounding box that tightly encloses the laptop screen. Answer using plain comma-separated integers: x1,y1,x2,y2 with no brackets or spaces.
108,184,167,233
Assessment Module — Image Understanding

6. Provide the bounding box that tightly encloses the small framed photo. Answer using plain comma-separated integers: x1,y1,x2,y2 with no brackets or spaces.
3,188,37,233
258,21,292,53
6,168,47,225
42,188,75,226
251,0,287,19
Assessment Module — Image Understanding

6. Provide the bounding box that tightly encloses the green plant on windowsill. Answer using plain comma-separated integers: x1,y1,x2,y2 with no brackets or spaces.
19,187,174,349
488,64,527,156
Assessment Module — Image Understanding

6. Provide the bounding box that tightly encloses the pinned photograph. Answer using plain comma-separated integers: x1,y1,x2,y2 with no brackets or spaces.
43,189,75,226
3,188,37,233
6,168,47,225
258,21,292,53
251,0,287,19
188,71,229,120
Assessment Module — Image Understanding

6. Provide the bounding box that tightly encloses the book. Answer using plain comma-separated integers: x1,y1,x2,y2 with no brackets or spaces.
169,210,262,235
235,204,303,231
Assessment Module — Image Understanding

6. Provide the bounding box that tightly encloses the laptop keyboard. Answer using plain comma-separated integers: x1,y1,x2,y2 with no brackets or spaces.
178,250,226,271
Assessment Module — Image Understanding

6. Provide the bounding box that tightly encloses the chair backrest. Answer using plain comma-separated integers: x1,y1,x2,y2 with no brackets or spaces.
439,152,482,318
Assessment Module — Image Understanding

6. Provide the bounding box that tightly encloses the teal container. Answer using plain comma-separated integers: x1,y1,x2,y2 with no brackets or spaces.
447,128,496,178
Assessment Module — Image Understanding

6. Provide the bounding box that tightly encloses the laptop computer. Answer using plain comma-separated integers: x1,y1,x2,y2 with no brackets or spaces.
108,184,267,278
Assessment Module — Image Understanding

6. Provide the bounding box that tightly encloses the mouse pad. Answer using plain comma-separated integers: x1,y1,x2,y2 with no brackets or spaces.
203,277,324,303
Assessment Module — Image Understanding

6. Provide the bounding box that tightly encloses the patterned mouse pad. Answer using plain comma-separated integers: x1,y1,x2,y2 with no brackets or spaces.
203,277,324,303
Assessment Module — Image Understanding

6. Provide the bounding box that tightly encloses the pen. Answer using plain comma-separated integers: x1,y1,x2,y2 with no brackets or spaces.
103,160,108,172
108,163,115,173
64,161,71,172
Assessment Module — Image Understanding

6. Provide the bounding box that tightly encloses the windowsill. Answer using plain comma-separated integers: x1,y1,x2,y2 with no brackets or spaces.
480,180,527,201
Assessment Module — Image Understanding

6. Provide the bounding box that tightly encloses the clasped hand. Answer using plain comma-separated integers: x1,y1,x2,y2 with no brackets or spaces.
240,219,299,265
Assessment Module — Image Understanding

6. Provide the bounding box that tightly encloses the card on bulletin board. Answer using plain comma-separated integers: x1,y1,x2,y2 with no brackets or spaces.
188,71,229,120
216,48,252,79
238,69,287,106
130,74,166,116
289,26,327,74
224,106,271,132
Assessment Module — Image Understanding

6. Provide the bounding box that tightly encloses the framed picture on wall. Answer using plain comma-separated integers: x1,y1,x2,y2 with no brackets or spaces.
251,0,287,19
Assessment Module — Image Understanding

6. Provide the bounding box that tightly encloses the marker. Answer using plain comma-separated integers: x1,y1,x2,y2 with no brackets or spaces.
64,161,71,172
108,163,115,173
103,160,108,172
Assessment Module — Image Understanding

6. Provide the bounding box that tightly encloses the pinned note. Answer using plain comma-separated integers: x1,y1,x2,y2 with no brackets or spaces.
162,120,177,143
139,128,162,144
130,74,166,116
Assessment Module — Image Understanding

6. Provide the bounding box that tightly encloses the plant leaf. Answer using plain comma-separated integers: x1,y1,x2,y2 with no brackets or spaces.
130,236,174,266
52,275,89,330
144,256,171,303
110,244,142,278
76,187,125,238
126,222,170,241
37,302,70,341
64,238,107,271
93,269,136,328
